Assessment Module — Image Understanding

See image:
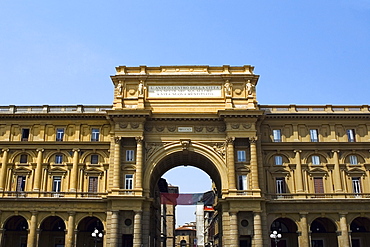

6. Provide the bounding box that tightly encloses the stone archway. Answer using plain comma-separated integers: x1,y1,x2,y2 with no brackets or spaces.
39,216,66,247
310,217,338,247
77,216,105,247
2,215,28,247
143,143,226,247
350,217,370,247
270,218,298,247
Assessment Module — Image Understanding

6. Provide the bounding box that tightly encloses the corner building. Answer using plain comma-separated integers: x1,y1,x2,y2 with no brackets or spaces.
0,65,370,247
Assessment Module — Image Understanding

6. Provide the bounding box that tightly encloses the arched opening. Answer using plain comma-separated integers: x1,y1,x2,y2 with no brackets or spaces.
2,216,28,247
39,216,65,247
350,217,370,247
148,150,223,247
310,217,338,247
76,216,104,247
270,218,298,247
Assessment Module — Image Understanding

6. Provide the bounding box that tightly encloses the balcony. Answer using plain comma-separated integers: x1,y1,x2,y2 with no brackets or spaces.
266,193,370,200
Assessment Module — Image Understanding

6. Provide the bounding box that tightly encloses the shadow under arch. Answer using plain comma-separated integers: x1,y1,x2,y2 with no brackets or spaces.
2,215,28,247
146,146,224,198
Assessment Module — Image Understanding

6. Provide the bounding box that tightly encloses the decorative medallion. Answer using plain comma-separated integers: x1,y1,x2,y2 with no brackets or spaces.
155,126,165,132
243,123,252,129
194,126,203,132
231,123,240,129
144,123,153,132
167,126,176,132
131,122,139,129
206,126,215,132
217,124,226,132
119,122,128,129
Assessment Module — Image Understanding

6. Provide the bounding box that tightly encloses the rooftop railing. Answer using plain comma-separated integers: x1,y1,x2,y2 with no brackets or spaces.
0,105,113,114
260,105,370,114
266,193,370,200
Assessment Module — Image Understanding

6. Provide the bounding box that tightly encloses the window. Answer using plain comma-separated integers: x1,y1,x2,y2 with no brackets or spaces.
352,177,361,194
125,174,133,190
88,177,98,193
56,128,64,141
20,154,28,164
276,177,286,194
126,150,135,162
237,150,246,162
314,177,324,194
347,129,356,142
91,128,100,142
55,154,63,164
91,154,99,164
310,129,318,142
349,155,358,165
16,176,26,191
273,129,281,142
21,128,30,141
238,175,248,190
311,155,320,165
52,176,62,192
274,155,283,165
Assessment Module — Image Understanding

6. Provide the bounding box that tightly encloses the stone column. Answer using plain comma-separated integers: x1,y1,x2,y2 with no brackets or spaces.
332,150,343,192
33,148,44,191
142,203,151,247
135,136,144,191
113,137,121,189
133,210,142,247
110,211,119,247
0,228,4,247
250,138,260,190
299,212,309,247
27,211,38,247
253,212,263,247
339,213,350,247
70,148,80,192
226,137,236,190
229,211,238,246
294,150,304,192
65,212,75,247
222,210,230,246
0,148,9,191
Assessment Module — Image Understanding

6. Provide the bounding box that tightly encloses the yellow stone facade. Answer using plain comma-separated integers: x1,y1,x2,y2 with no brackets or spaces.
0,65,369,247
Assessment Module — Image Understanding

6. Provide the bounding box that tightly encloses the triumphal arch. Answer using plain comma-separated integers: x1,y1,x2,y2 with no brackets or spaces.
108,65,263,246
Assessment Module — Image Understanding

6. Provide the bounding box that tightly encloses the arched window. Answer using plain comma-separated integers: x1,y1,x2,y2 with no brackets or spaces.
180,240,187,247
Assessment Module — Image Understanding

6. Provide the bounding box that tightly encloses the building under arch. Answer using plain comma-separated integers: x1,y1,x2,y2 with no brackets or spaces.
0,65,370,246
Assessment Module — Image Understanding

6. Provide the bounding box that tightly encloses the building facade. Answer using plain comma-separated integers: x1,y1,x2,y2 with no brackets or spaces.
0,65,370,247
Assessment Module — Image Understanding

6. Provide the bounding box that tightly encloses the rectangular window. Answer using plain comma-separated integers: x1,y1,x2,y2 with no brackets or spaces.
52,176,62,192
237,150,246,162
314,177,324,194
349,155,358,165
126,150,135,162
273,129,282,142
238,175,248,190
310,129,318,142
274,155,283,165
347,129,356,142
16,176,26,191
91,154,99,164
311,155,320,165
88,177,98,193
91,128,100,142
276,177,286,194
125,174,133,190
352,177,361,194
55,154,63,164
21,128,30,141
20,154,28,164
56,128,64,141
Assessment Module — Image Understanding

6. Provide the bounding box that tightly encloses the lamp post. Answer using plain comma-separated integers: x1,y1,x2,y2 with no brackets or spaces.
270,230,282,247
91,228,103,247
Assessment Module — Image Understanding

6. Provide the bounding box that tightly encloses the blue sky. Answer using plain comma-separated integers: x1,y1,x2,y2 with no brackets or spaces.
1,0,369,225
